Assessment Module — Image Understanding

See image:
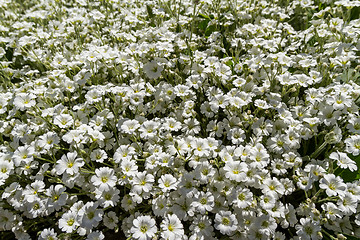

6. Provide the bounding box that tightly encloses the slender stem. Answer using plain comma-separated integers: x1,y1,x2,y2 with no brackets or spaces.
311,141,327,159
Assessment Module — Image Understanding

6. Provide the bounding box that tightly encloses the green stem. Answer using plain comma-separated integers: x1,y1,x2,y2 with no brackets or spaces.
311,141,327,159
322,229,336,240
35,156,55,164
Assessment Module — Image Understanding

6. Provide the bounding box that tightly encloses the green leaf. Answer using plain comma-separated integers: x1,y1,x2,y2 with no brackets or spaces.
146,5,154,18
198,13,210,19
339,169,359,182
344,234,360,240
336,154,360,182
198,19,209,31
350,6,360,21
349,154,360,165
225,59,233,67
205,25,216,37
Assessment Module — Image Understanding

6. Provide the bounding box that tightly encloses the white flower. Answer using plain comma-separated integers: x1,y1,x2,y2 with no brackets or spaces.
319,174,347,197
90,167,117,191
58,211,79,233
162,117,182,131
326,93,352,110
0,98,8,114
121,194,137,211
143,60,163,79
103,211,118,230
214,211,238,235
158,174,178,192
262,177,285,198
0,160,13,183
13,93,36,110
120,159,138,177
23,180,45,203
45,184,68,212
55,152,84,175
96,187,120,208
12,145,35,167
90,149,108,163
62,130,86,144
189,215,214,238
160,214,184,240
194,161,216,183
85,89,103,104
230,187,253,209
295,218,321,240
152,195,170,217
54,114,74,129
253,214,277,236
38,132,60,150
191,139,210,157
329,151,357,171
139,120,160,139
191,191,214,214
345,135,360,156
25,198,46,218
131,215,157,240
337,192,358,215
223,161,247,182
347,181,360,201
113,145,136,163
249,146,271,168
86,231,105,240
39,228,58,240
347,116,360,134
87,128,105,143
78,202,103,229
227,127,246,144
321,202,342,220
132,172,154,194
259,194,277,210
355,214,360,226
120,119,140,134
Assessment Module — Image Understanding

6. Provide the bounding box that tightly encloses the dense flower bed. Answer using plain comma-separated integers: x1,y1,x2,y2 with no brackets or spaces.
1,0,360,239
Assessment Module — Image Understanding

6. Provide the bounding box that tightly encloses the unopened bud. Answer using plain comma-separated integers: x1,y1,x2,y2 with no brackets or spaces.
337,234,346,240
246,75,253,82
312,208,320,217
290,87,297,93
324,130,341,144
143,152,150,158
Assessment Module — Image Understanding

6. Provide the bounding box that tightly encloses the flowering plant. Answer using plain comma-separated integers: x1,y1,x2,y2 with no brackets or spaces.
0,0,360,239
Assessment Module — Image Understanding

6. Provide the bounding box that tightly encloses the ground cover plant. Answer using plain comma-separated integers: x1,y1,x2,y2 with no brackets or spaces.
0,0,360,239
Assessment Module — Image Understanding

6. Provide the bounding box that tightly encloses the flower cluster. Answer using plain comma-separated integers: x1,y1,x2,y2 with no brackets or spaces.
0,0,360,239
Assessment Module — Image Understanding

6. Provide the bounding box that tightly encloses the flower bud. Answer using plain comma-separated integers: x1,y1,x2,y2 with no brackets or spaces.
324,128,341,144
337,234,346,240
